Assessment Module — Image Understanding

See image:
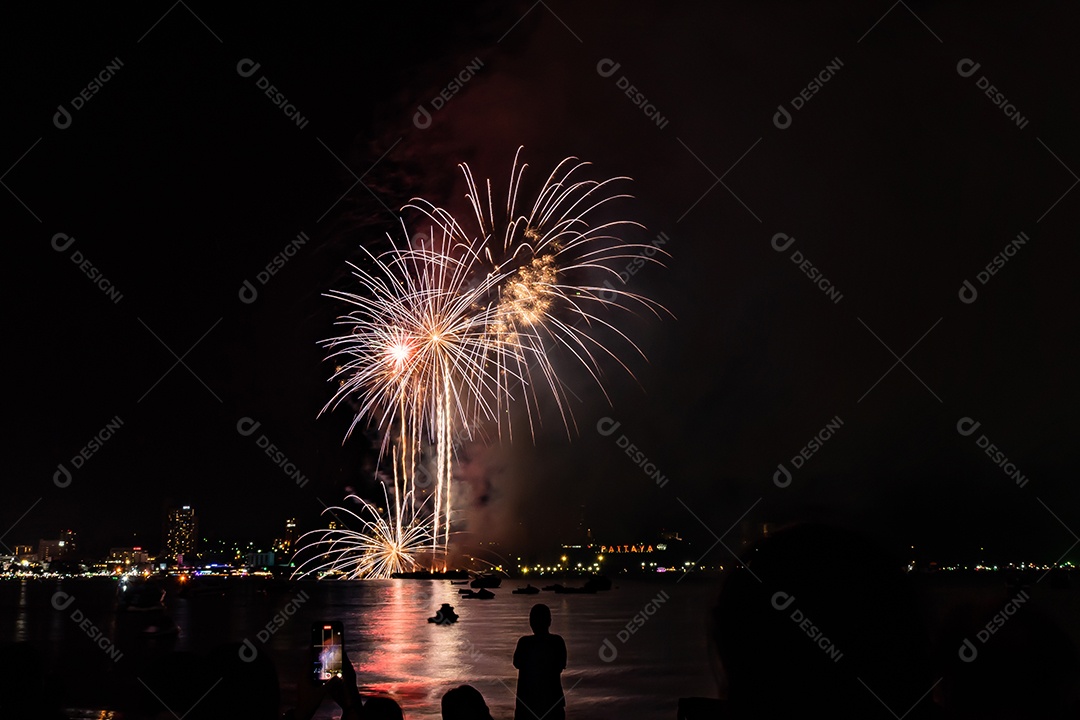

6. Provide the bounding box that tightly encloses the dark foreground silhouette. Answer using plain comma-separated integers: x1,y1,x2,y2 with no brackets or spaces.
690,522,1080,720
442,684,494,720
512,603,567,720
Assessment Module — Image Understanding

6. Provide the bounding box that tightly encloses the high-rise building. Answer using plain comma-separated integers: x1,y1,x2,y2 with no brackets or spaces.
165,505,198,563
37,529,77,562
273,518,299,557
38,539,63,562
60,529,77,555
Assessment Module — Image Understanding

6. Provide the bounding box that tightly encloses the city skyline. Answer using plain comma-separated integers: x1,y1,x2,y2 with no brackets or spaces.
4,505,1072,570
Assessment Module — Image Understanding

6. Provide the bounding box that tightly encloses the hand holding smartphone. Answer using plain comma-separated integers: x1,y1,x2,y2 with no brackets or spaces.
311,621,344,683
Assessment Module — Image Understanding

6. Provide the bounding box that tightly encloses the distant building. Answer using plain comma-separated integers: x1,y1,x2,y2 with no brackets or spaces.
108,547,149,567
273,517,299,556
285,518,297,551
37,539,62,562
38,530,78,562
61,529,77,555
165,506,198,563
13,545,34,559
244,551,275,568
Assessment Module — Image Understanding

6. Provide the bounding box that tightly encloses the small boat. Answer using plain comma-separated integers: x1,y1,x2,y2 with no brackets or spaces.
512,584,540,595
470,574,502,589
428,603,459,624
458,588,473,595
461,588,495,600
541,584,562,592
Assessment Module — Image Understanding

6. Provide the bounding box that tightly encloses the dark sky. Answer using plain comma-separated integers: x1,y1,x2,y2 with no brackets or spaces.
4,2,1078,564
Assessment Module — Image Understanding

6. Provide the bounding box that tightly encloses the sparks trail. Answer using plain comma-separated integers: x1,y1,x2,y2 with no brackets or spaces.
318,221,509,561
409,147,669,439
291,489,434,580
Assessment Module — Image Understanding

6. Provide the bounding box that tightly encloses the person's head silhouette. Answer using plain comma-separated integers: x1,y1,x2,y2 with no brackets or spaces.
529,603,552,634
364,695,405,720
441,684,493,720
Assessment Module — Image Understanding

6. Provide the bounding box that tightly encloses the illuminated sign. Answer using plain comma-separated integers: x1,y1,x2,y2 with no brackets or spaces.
598,544,654,554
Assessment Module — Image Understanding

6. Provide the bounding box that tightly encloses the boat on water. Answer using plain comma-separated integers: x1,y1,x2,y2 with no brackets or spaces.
470,574,502,589
461,588,495,600
427,603,459,624
512,584,540,595
540,575,611,594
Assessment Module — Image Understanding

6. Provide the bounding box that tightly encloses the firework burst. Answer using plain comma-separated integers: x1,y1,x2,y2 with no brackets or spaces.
291,488,434,580
300,148,666,577
408,147,668,437
317,217,523,559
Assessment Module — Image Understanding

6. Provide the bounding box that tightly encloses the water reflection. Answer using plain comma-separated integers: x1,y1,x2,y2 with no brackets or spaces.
2,577,720,720
13,579,28,642
360,580,466,709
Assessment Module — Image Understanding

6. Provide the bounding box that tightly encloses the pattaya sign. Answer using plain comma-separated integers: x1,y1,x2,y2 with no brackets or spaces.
598,544,654,553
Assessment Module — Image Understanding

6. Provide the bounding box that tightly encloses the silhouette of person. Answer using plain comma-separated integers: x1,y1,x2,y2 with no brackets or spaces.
441,684,494,720
512,603,567,720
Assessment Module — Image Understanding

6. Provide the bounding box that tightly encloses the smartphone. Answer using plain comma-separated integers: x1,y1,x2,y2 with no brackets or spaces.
311,621,344,683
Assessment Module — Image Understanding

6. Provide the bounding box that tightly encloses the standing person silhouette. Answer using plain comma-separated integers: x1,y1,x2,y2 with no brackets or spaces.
512,603,567,720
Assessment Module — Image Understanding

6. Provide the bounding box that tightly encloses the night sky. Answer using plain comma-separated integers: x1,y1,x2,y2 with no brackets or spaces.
5,2,1078,564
